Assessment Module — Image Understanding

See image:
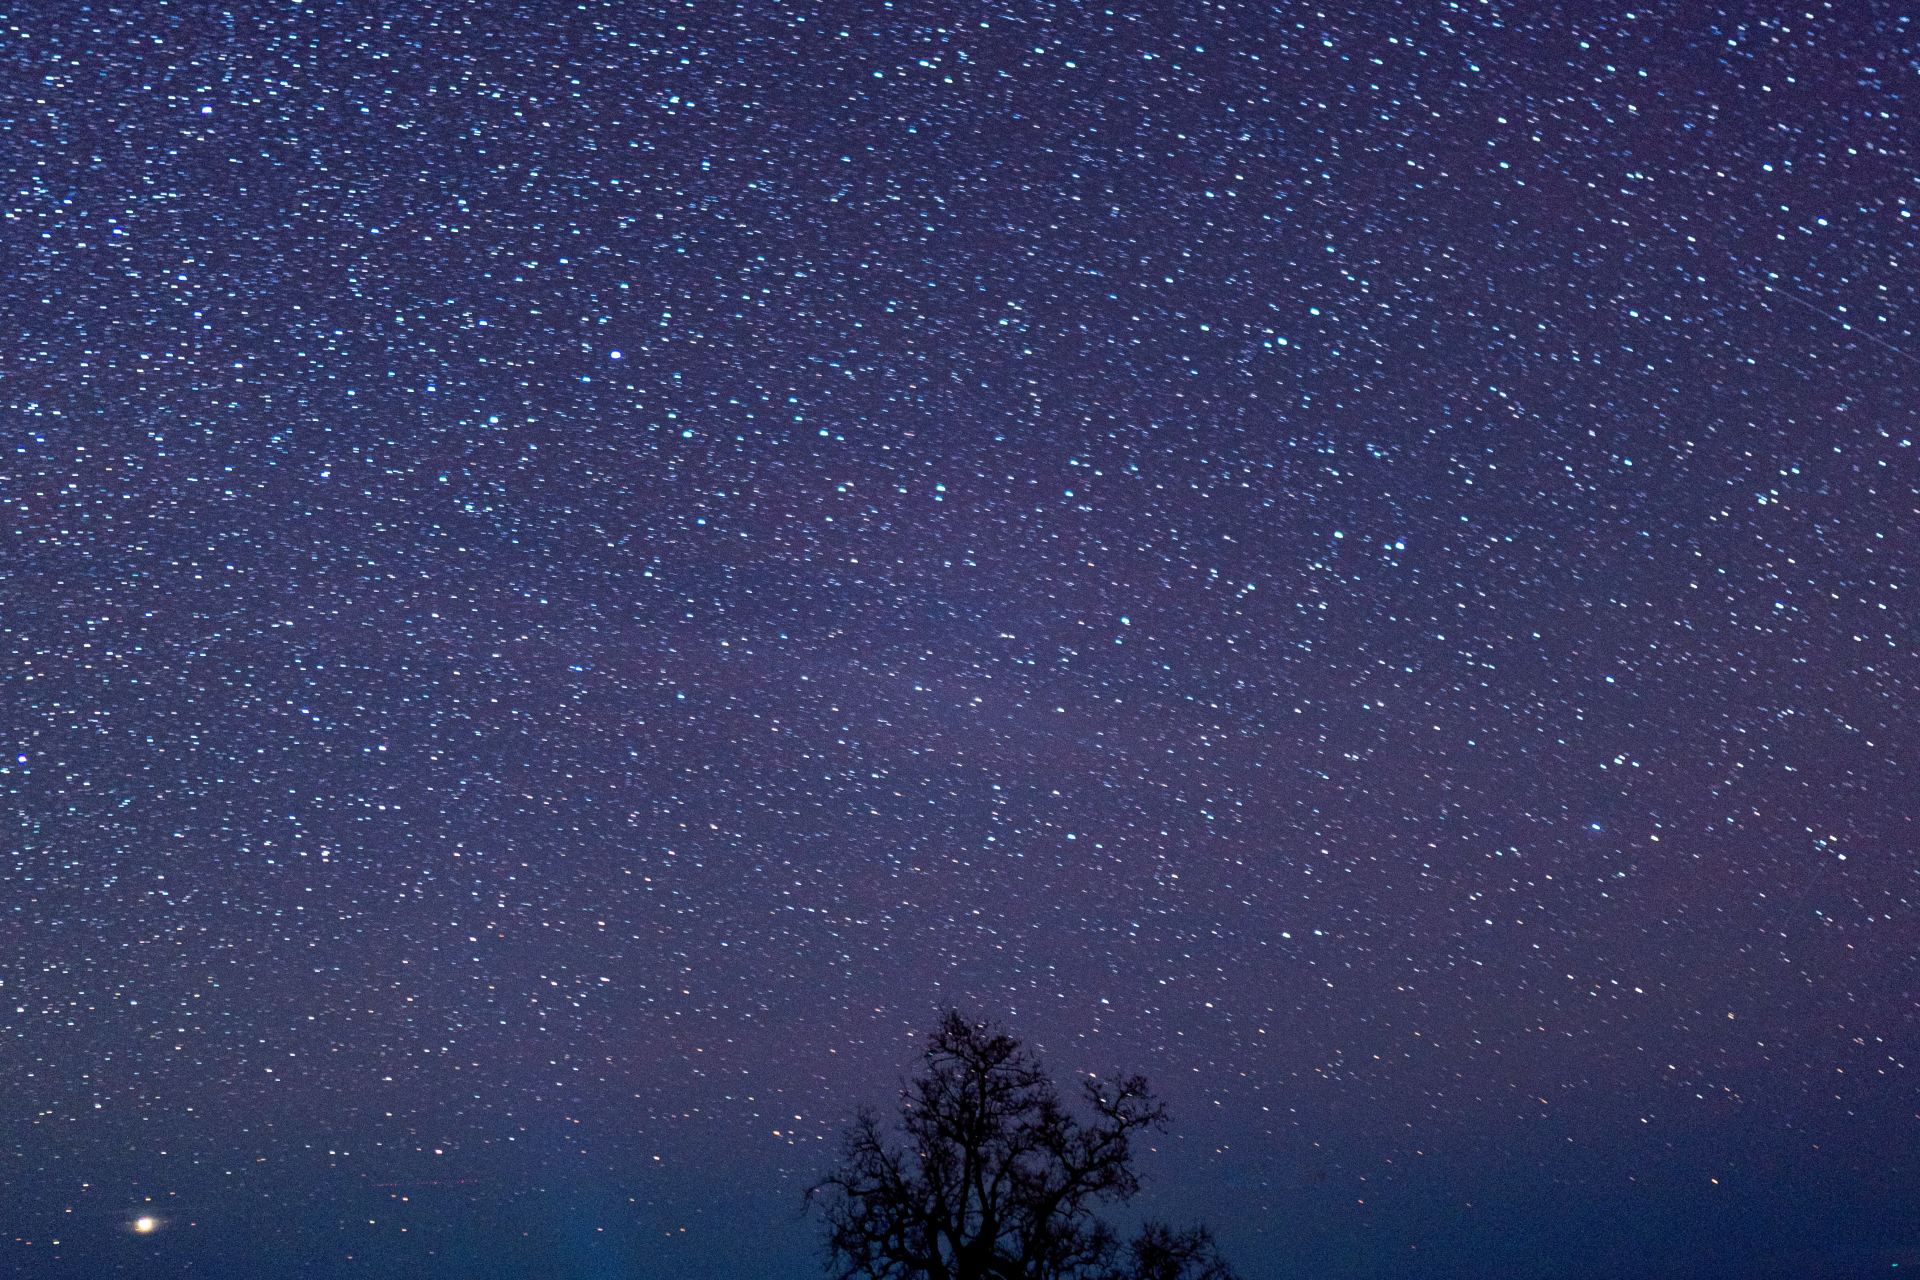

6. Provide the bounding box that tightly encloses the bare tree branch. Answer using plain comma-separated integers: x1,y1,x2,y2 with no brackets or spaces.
807,1012,1240,1280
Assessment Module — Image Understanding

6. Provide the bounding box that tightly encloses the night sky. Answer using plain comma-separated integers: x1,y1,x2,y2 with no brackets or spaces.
4,2,1917,1277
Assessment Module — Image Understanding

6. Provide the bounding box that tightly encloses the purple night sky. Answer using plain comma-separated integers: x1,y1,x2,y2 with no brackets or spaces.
4,3,1915,1277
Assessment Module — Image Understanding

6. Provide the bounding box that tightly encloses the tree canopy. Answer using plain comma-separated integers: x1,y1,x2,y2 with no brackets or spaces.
809,1011,1239,1280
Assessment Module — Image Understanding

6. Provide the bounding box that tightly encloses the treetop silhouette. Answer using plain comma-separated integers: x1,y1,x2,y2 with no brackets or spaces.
809,1011,1239,1280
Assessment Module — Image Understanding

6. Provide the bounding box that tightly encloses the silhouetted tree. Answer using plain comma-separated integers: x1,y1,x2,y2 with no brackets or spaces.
808,1011,1240,1280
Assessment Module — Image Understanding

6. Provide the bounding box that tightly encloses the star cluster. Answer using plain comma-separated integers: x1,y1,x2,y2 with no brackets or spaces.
4,3,1916,1277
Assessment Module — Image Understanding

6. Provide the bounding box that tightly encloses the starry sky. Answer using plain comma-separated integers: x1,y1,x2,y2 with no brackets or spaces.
4,2,1916,1277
